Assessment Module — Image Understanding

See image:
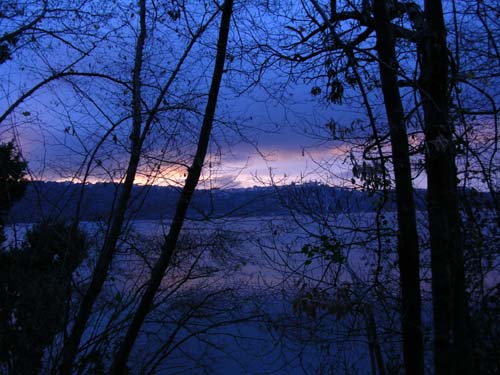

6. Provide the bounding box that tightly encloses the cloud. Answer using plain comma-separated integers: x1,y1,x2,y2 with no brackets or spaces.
213,143,351,187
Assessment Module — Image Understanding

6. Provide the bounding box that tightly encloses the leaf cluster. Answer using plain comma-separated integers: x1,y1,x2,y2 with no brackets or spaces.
301,235,344,265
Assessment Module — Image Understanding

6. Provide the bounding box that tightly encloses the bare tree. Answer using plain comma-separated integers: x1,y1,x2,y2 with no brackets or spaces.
370,1,423,373
57,1,225,372
109,1,234,371
243,1,426,372
418,1,472,373
57,0,150,370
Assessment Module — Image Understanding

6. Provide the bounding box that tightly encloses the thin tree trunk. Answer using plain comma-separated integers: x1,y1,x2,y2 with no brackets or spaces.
364,305,386,375
372,1,424,374
419,1,472,374
58,1,148,373
108,1,234,373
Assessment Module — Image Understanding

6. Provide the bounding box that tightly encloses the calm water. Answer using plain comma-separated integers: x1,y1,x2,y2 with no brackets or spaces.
4,215,401,374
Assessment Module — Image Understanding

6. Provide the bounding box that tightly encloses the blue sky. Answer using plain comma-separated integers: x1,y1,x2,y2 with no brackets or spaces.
1,1,495,192
0,1,385,189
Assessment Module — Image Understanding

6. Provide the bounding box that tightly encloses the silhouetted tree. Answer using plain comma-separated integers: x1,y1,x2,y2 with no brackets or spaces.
0,220,88,375
0,141,27,245
109,0,234,371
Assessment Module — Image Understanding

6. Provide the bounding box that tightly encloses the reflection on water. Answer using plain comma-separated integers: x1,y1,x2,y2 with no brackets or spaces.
3,214,405,374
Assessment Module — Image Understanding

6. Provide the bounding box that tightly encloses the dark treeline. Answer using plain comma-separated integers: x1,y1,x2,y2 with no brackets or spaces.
7,181,493,222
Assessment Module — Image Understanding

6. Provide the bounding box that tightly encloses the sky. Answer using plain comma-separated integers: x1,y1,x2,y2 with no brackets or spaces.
2,74,358,188
0,1,375,190
1,0,495,192
0,15,362,190
199,83,362,188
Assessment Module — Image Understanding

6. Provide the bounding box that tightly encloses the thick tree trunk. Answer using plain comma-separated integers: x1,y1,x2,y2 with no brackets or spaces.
372,1,424,374
108,1,234,373
58,1,148,373
419,1,472,374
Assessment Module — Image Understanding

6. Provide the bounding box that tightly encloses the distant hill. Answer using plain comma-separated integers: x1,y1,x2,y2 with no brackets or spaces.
6,180,481,223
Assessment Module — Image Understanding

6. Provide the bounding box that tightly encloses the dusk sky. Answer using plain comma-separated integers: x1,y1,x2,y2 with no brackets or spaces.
8,77,358,188
0,0,380,190
0,0,490,192
2,38,364,188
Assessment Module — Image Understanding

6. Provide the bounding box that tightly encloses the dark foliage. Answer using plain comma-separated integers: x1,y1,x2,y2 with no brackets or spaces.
0,141,27,245
461,190,500,374
0,220,88,374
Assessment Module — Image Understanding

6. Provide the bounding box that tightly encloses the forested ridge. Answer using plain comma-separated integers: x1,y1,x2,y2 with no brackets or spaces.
8,181,440,221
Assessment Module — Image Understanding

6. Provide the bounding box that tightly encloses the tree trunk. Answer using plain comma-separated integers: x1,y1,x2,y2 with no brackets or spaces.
372,1,424,374
419,1,472,374
364,304,386,375
108,1,234,372
58,1,148,373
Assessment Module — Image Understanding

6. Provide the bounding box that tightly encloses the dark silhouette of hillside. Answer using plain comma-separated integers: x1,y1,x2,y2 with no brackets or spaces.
5,181,456,223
